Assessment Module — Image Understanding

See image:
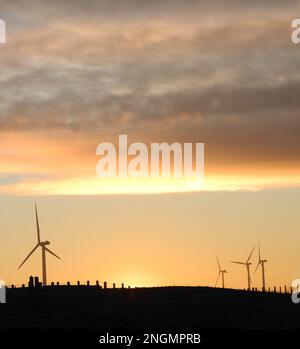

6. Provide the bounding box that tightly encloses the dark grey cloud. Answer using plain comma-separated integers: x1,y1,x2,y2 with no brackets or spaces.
0,0,299,168
1,0,298,17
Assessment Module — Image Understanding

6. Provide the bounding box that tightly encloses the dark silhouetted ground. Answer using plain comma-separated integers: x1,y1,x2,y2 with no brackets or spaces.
0,286,299,329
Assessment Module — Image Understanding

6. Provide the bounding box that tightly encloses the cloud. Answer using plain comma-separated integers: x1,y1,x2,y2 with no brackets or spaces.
0,0,300,193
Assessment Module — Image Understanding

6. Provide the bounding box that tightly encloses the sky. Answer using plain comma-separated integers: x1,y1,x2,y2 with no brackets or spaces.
0,0,299,289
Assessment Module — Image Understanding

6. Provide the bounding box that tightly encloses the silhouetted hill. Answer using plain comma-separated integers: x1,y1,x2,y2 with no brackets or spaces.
0,286,299,329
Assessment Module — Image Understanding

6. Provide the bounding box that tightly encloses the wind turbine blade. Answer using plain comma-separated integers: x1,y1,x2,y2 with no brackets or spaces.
18,244,40,269
35,203,41,244
246,247,255,263
45,247,61,259
231,261,245,265
215,271,221,287
216,255,221,271
258,240,261,262
254,261,260,274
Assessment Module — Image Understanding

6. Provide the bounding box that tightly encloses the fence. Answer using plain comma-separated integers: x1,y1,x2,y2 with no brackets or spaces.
6,279,296,294
7,277,130,289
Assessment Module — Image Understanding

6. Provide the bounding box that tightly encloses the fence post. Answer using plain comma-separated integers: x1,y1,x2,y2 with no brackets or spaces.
28,276,34,288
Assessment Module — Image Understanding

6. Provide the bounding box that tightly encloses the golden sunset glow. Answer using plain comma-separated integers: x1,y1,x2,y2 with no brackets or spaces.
1,132,300,196
0,1,300,291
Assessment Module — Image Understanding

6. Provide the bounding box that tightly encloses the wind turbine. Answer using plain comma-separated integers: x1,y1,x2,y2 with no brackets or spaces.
254,242,267,291
215,255,228,288
18,203,61,286
231,247,255,290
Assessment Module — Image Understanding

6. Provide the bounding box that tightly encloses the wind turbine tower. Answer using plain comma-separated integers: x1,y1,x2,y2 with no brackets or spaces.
215,255,228,288
255,242,267,291
231,247,255,290
18,203,61,286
